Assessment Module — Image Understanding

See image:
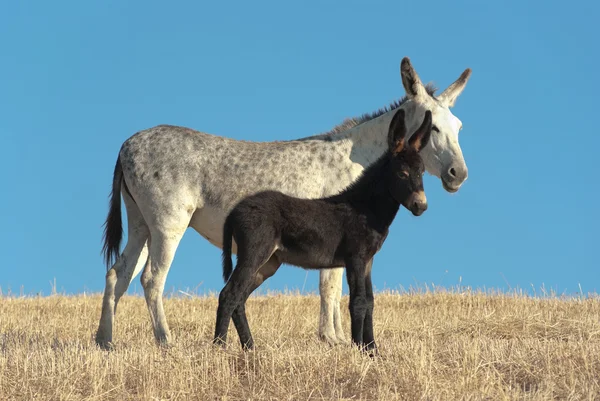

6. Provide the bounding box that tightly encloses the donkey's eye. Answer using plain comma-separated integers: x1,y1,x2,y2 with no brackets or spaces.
398,171,409,178
432,125,440,133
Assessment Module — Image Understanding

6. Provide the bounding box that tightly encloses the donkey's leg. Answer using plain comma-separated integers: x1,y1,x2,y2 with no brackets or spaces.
140,224,187,346
331,269,347,343
319,268,347,345
362,260,377,354
345,258,367,348
112,193,151,308
96,194,149,349
231,256,281,350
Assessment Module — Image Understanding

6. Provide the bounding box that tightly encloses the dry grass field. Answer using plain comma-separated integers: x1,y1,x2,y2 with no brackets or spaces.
0,289,599,400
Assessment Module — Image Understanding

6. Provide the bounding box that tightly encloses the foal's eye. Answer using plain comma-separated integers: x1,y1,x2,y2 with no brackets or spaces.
398,171,409,178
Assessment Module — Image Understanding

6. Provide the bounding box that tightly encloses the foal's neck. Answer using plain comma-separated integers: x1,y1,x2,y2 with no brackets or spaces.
326,155,401,232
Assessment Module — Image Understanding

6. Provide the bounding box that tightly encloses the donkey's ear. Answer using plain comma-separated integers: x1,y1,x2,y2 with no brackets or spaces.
400,57,429,100
388,109,407,153
438,68,472,108
409,111,433,152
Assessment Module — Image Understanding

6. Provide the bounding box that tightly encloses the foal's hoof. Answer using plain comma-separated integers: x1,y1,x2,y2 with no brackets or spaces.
366,347,379,358
212,337,227,349
353,342,379,358
241,340,255,351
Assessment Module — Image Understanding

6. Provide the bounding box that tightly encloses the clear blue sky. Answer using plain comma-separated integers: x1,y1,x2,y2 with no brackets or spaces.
1,0,598,297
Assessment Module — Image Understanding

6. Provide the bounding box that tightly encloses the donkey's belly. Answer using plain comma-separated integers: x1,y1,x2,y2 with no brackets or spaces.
189,205,228,249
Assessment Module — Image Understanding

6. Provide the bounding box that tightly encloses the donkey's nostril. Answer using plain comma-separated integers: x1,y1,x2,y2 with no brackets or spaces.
449,167,457,178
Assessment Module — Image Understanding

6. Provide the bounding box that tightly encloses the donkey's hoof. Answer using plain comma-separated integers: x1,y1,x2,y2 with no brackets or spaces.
154,332,174,348
335,334,350,345
157,341,175,350
94,332,115,351
319,331,345,346
95,339,115,351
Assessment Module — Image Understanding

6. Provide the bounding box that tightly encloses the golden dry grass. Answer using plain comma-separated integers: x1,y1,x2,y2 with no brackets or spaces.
0,290,599,400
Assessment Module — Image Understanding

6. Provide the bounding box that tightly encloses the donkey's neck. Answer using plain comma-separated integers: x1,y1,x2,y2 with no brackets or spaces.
317,98,418,145
334,109,395,146
305,106,402,169
326,155,401,233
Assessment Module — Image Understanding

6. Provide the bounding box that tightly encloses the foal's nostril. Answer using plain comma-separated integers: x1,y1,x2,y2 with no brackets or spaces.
413,201,426,211
411,201,427,216
449,167,457,178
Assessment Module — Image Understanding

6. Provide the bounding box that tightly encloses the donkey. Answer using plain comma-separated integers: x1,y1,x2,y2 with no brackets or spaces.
214,109,432,352
96,57,471,348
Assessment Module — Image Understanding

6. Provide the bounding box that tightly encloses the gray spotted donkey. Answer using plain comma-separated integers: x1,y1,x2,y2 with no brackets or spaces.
96,57,471,349
215,108,432,353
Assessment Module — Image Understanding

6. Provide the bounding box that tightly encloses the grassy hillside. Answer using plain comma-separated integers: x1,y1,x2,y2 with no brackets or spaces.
0,290,599,400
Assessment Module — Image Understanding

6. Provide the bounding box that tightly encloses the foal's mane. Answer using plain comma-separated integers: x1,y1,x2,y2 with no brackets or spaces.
324,152,391,205
302,84,437,141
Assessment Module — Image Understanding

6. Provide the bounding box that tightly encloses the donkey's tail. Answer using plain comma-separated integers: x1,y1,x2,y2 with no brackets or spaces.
102,156,124,269
221,213,235,282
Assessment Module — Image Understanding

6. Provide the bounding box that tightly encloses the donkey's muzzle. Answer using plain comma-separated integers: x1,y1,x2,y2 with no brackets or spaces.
442,164,468,193
407,191,428,216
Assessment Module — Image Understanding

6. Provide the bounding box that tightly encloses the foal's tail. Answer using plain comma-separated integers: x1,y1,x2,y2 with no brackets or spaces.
102,156,124,269
222,213,235,282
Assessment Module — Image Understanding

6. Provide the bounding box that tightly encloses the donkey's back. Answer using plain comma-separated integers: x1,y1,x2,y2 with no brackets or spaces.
118,125,355,235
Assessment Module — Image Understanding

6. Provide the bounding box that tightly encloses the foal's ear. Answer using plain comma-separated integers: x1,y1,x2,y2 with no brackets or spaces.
388,109,407,153
400,57,429,100
408,110,433,152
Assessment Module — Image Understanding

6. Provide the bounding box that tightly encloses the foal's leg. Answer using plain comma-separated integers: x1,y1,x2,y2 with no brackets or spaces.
140,221,188,346
345,258,368,348
214,239,276,347
362,260,377,354
319,268,347,345
231,256,281,350
96,192,149,349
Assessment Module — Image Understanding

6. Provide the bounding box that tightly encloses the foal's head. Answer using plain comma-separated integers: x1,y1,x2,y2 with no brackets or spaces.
386,109,433,216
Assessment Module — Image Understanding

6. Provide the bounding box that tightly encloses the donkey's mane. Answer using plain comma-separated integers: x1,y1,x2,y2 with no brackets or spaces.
302,83,437,141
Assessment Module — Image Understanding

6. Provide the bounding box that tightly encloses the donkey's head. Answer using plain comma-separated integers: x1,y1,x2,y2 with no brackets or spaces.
399,57,470,193
387,109,432,216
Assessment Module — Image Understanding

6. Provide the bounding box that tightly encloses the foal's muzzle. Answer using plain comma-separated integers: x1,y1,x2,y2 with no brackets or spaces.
407,191,428,216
